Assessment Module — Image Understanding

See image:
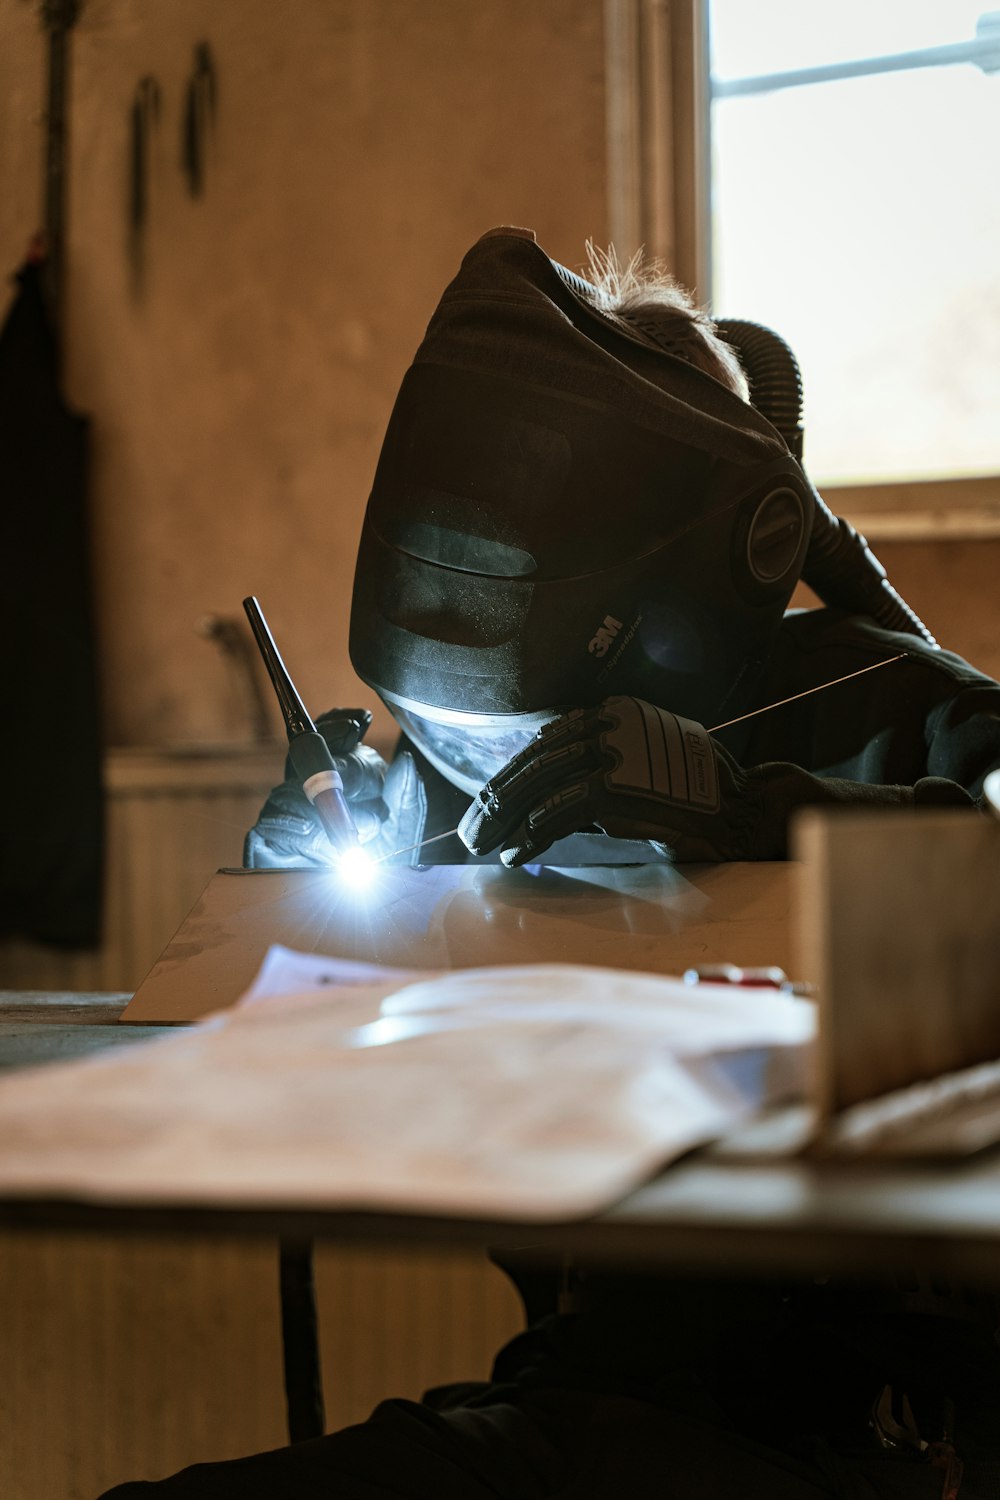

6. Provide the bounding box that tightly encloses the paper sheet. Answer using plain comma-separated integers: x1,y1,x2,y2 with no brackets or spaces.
0,953,815,1220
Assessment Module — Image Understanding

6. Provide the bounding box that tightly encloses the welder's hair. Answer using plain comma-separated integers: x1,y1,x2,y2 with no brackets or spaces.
583,242,749,400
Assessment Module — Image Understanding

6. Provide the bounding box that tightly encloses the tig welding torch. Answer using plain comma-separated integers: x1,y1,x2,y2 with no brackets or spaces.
242,595,361,856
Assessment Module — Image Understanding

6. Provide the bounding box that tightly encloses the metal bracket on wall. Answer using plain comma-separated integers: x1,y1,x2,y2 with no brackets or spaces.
198,614,276,743
38,0,83,335
181,42,217,198
129,76,161,292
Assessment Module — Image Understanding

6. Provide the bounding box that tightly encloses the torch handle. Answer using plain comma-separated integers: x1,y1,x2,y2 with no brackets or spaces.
242,595,314,740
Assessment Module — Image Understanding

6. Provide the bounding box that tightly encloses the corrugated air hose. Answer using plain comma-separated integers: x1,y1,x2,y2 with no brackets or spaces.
717,318,938,648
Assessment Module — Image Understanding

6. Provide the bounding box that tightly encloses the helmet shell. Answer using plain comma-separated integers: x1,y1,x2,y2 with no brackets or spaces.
350,229,811,734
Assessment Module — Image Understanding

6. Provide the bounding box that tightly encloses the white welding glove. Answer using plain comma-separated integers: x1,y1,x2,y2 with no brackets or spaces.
243,708,427,868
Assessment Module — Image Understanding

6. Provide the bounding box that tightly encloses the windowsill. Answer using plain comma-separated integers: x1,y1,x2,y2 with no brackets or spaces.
822,475,1000,541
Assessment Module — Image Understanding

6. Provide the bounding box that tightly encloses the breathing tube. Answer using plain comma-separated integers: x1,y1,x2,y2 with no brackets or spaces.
551,255,936,648
716,319,938,649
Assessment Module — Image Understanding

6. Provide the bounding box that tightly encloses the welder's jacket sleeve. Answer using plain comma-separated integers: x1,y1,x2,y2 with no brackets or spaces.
486,611,1000,1425
701,608,1000,856
697,755,975,864
456,610,999,868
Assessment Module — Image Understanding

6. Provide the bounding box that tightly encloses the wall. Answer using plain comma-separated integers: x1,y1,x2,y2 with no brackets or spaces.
0,4,42,276
1,0,609,751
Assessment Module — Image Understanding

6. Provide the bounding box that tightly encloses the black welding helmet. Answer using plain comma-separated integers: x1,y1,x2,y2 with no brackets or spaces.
350,227,933,794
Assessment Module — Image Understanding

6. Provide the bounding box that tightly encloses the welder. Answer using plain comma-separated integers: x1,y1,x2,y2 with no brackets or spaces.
102,228,1000,1498
245,227,999,880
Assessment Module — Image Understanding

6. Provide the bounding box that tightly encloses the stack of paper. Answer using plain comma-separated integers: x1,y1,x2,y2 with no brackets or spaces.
0,951,815,1219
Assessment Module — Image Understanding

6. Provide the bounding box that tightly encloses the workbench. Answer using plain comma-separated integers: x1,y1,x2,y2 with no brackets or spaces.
4,996,1000,1498
4,834,1000,1496
4,990,1000,1283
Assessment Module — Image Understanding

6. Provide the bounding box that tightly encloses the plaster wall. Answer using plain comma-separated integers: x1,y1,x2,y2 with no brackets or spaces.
3,0,608,748
0,3,43,278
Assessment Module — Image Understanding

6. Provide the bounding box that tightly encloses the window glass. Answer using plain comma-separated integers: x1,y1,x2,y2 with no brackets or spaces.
709,2,1000,484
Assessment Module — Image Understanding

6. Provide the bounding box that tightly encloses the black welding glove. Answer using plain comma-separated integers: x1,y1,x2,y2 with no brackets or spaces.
243,708,427,868
458,695,959,869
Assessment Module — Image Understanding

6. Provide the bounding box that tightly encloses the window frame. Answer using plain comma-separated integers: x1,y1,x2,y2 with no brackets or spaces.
603,0,1000,542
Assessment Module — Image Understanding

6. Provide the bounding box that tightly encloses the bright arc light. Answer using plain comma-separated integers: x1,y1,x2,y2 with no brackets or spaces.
333,843,378,889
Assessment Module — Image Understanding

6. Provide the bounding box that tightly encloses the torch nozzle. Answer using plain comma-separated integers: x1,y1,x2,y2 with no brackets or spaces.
296,761,360,856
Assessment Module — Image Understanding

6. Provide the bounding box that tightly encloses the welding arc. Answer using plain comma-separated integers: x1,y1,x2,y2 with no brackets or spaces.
377,653,907,863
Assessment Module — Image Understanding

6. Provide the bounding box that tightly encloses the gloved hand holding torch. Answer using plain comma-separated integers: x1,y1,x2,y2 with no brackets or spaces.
243,706,427,868
241,595,428,869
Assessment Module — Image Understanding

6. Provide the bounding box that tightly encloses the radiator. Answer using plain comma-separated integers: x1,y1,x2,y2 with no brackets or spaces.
0,744,285,992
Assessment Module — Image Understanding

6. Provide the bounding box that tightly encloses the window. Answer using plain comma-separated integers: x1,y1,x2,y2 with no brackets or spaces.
604,0,1000,508
708,2,1000,488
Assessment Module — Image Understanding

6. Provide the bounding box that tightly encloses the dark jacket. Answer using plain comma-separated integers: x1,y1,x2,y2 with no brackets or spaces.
412,609,1000,866
482,610,1000,1437
731,608,999,808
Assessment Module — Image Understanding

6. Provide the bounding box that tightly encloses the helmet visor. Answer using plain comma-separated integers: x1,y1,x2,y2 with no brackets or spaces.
390,703,557,795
